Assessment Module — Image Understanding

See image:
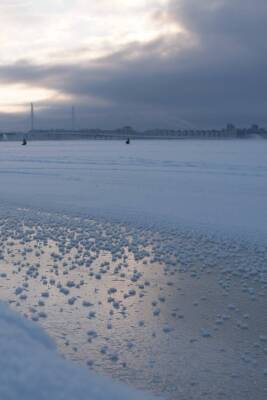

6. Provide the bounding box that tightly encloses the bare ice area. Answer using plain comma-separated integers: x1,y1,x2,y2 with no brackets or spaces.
0,140,266,237
0,209,266,399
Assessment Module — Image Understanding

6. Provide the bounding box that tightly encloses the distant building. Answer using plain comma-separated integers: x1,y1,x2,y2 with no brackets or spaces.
121,126,134,133
250,124,259,132
226,123,235,131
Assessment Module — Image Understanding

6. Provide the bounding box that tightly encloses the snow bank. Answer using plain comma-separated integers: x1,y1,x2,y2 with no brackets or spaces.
0,302,156,400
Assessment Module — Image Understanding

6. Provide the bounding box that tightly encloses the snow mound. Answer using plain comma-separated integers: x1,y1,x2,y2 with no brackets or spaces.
0,302,157,400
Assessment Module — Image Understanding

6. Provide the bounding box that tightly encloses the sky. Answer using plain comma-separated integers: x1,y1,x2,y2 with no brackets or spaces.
0,0,266,131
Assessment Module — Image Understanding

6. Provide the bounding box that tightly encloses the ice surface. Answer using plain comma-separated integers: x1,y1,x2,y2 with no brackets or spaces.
0,139,266,400
0,301,156,400
0,211,266,399
0,140,266,236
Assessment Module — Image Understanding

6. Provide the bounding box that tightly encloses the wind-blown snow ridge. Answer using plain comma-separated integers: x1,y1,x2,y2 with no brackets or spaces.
0,302,157,400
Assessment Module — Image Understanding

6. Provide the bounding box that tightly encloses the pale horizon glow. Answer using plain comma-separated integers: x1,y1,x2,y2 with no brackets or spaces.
0,83,73,113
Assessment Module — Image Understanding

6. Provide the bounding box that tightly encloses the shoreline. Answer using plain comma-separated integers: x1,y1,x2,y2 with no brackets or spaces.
1,135,266,142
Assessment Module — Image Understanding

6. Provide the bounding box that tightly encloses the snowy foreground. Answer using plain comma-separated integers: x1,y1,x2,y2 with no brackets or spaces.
0,301,155,400
0,209,266,400
0,140,266,400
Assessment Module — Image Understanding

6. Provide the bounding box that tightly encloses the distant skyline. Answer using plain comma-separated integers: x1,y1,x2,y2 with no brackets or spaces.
0,0,266,130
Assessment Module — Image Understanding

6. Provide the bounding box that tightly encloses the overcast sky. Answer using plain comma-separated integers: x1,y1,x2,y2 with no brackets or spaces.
0,0,266,131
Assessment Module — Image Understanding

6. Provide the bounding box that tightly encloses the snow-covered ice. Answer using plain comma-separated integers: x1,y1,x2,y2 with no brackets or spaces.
0,139,266,399
0,140,266,236
0,209,265,399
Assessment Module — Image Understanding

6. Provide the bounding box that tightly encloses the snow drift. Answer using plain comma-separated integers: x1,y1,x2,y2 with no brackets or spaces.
0,302,156,400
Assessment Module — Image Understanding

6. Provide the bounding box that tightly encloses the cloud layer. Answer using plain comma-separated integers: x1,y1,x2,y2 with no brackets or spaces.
0,0,266,130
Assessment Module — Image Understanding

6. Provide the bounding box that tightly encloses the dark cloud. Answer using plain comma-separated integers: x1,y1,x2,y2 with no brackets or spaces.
0,0,267,130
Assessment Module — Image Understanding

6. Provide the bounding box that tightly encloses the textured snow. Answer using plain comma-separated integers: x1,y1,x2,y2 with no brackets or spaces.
0,210,266,399
0,301,156,400
0,140,266,236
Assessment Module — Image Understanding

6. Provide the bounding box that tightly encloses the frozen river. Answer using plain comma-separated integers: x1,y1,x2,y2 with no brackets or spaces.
0,139,266,236
0,139,266,400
